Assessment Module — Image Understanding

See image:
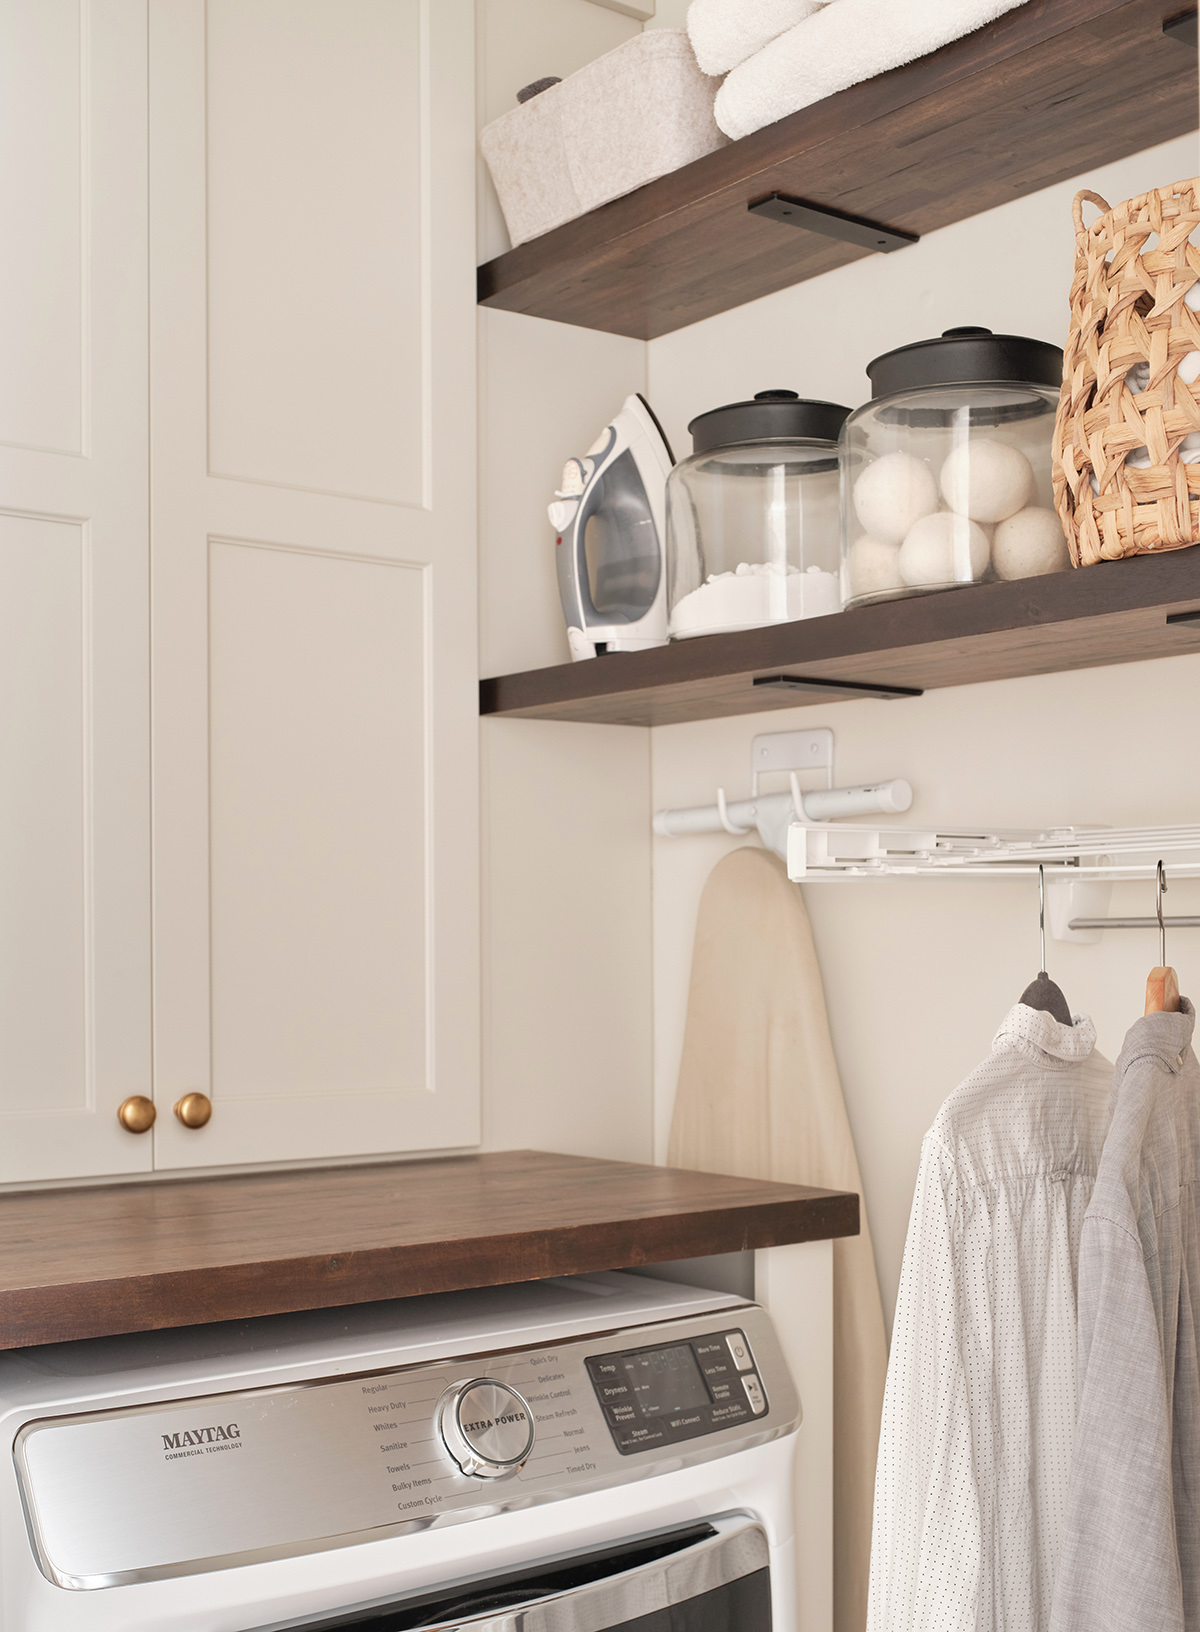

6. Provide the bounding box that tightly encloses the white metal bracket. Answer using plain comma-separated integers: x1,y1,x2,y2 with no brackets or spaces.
751,728,833,796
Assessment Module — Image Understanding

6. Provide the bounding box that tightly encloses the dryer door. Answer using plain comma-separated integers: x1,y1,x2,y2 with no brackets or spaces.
270,1515,771,1631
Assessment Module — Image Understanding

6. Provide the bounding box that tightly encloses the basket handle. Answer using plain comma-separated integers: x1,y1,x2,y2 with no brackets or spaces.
1073,189,1112,246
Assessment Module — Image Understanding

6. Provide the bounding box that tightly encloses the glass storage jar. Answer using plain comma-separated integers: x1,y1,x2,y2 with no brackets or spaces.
840,327,1069,609
666,390,850,639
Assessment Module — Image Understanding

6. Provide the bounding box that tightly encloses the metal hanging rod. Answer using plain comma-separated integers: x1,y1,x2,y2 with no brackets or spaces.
1071,858,1200,935
1070,916,1200,929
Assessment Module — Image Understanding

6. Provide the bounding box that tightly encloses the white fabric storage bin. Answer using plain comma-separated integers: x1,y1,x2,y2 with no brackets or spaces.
481,30,725,248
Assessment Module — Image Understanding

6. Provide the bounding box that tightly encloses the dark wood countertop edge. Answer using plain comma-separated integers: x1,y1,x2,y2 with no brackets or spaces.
0,1192,859,1351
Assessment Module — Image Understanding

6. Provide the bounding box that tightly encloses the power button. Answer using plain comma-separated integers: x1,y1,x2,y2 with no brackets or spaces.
726,1331,753,1371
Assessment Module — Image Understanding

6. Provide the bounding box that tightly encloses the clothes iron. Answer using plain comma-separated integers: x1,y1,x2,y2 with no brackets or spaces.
548,394,674,660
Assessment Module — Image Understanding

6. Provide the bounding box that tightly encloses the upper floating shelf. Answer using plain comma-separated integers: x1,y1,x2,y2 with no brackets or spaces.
479,549,1200,727
477,0,1198,340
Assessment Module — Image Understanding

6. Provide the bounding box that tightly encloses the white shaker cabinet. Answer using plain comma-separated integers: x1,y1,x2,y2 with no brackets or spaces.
0,0,480,1184
149,0,480,1170
0,1,153,1183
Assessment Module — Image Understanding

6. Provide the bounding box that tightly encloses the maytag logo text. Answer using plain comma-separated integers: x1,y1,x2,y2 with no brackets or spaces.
161,1424,241,1450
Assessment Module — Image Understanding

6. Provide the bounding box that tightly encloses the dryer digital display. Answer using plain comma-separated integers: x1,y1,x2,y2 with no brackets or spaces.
586,1329,769,1454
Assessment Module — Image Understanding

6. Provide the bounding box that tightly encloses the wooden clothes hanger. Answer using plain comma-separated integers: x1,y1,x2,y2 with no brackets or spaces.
1146,860,1181,1015
1020,865,1073,1026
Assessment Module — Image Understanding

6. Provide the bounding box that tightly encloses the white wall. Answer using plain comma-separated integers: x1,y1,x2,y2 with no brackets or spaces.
647,131,1200,1328
477,0,654,1164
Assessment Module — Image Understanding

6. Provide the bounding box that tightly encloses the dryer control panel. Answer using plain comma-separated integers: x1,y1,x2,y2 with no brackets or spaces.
13,1302,797,1591
586,1328,767,1454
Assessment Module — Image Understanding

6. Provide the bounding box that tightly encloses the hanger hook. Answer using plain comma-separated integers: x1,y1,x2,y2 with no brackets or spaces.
1157,859,1168,967
715,787,751,836
1039,864,1047,974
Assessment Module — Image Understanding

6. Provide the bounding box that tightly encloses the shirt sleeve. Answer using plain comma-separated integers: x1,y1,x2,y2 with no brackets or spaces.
1049,1214,1183,1632
868,1136,982,1632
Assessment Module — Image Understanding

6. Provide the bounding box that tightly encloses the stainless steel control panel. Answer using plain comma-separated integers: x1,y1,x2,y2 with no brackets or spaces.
13,1303,797,1591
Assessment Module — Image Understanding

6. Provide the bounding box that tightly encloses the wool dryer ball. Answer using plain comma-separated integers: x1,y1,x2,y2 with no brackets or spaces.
939,439,1033,523
852,451,938,545
899,512,990,587
845,535,905,598
991,507,1070,579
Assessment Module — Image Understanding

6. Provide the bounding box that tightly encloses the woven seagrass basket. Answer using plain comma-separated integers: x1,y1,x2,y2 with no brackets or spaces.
1052,178,1200,567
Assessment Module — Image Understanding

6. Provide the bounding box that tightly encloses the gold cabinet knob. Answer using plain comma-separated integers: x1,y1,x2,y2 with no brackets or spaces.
173,1091,212,1129
117,1095,157,1133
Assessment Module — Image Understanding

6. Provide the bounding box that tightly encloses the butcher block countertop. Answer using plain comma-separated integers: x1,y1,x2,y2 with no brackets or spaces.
0,1149,859,1349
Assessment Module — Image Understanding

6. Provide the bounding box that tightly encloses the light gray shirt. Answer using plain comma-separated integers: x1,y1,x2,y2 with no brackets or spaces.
1050,999,1200,1632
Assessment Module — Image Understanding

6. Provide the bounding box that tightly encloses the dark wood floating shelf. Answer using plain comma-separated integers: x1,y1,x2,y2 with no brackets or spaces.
478,0,1198,339
0,1150,857,1350
480,549,1200,727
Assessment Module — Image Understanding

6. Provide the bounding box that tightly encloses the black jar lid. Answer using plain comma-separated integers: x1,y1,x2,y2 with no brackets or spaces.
866,327,1063,399
688,389,851,454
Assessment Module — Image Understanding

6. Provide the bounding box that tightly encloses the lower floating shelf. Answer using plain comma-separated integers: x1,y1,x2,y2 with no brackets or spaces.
479,550,1200,727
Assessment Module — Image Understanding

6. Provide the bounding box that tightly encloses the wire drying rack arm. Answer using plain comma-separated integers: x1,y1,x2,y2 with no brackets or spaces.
785,823,1200,880
785,822,1200,944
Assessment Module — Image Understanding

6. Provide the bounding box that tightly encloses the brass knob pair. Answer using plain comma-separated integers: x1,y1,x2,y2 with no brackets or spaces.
117,1092,212,1133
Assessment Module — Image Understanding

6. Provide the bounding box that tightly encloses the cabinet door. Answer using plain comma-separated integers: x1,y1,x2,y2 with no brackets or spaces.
0,1,152,1183
149,0,480,1170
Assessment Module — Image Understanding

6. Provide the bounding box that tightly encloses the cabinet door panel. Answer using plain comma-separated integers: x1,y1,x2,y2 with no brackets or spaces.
0,515,87,1114
0,0,84,456
205,0,426,505
208,540,427,1114
151,0,479,1170
0,1,151,1183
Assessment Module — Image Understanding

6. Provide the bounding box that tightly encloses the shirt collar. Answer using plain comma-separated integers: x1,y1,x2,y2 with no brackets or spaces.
1115,997,1196,1074
992,1002,1098,1063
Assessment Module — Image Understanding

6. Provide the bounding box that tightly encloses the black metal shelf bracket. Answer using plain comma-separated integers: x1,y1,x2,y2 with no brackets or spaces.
1163,10,1198,48
753,674,924,702
749,192,919,254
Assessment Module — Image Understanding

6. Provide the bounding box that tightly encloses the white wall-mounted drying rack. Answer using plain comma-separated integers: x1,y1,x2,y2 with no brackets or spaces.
652,729,1200,944
652,728,913,858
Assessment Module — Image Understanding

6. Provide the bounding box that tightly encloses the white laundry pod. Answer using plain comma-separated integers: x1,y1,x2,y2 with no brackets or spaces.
845,535,904,598
939,438,1033,523
991,507,1070,579
852,451,938,546
898,511,990,588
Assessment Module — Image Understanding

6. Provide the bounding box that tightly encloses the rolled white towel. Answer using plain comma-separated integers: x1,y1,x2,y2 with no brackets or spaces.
687,0,833,78
715,0,1034,140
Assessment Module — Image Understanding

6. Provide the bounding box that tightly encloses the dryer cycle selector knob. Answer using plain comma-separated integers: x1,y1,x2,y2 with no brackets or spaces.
437,1379,535,1479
